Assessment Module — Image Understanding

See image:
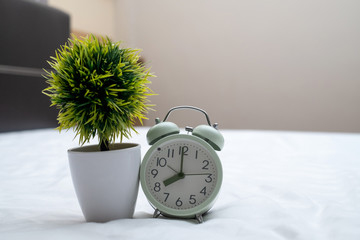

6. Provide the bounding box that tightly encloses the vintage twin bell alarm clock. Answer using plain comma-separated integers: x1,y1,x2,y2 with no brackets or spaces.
140,106,224,223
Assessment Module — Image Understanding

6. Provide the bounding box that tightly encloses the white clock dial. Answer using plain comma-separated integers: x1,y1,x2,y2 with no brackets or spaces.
143,137,219,211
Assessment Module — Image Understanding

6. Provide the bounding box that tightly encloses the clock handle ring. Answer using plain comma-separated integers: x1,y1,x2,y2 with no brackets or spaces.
162,105,216,128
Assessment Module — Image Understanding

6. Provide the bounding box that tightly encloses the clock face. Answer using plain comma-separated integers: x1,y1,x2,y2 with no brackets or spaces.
141,134,222,217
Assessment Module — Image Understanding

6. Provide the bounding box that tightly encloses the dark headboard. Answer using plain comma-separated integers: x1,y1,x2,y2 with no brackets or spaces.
0,0,70,132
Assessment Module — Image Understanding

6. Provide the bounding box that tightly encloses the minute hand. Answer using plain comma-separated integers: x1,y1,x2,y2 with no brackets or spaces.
179,148,185,173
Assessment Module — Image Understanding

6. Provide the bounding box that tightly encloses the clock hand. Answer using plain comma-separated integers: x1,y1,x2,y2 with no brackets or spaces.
163,147,188,187
185,173,211,176
163,173,185,187
180,147,185,173
167,165,179,173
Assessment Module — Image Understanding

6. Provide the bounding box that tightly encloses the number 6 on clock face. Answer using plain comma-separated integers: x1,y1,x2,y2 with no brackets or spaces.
140,134,223,220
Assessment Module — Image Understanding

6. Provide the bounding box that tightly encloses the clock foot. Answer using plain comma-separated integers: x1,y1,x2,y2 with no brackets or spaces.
153,209,161,218
195,214,204,224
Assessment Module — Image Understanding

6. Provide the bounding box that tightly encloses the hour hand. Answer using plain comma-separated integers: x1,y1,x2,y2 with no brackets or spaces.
163,173,185,187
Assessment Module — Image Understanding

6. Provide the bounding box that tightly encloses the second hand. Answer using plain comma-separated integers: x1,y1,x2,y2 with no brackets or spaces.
185,173,211,176
167,165,178,173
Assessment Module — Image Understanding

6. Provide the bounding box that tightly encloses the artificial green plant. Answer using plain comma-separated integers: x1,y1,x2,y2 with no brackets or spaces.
43,35,155,151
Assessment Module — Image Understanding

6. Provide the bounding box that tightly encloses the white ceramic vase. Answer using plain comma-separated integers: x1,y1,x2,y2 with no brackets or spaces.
68,143,140,222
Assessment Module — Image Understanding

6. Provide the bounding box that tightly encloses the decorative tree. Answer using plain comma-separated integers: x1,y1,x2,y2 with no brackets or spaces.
43,35,155,151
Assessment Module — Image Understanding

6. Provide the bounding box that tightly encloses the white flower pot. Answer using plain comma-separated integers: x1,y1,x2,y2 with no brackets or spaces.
68,143,140,222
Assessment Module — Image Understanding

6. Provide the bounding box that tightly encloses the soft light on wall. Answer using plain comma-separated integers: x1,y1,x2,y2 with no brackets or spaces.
48,0,360,132
115,0,360,132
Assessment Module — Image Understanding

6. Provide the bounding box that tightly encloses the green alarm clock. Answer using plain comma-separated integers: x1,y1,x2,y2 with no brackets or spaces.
140,106,224,223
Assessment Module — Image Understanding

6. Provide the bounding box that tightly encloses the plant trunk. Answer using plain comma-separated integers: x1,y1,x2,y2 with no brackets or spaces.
100,139,110,151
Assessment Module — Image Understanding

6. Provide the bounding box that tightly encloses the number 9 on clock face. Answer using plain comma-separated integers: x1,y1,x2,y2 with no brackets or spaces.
140,134,223,219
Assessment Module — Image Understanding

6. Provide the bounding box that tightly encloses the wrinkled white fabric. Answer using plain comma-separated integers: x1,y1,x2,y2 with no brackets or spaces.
1,128,360,240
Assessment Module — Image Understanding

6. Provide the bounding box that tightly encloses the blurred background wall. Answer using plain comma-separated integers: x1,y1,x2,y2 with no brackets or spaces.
49,0,360,132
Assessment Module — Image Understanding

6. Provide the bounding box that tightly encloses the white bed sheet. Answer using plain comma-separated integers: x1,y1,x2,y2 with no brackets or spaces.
1,127,360,240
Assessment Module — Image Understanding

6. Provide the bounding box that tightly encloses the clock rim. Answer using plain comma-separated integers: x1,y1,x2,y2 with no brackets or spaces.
140,134,223,218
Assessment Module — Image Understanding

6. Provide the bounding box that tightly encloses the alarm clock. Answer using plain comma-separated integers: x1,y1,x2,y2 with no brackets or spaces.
140,106,224,223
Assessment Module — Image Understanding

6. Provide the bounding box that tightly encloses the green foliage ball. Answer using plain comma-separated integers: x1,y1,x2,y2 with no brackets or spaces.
43,35,155,151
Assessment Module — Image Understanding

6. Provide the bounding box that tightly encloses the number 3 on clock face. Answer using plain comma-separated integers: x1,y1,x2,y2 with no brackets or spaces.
140,134,223,219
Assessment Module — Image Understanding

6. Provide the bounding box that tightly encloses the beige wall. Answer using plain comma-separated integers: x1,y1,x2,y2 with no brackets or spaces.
115,0,360,132
49,0,360,132
49,0,116,38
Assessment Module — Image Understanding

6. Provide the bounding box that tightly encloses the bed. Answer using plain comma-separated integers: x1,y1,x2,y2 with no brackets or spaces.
1,127,359,239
